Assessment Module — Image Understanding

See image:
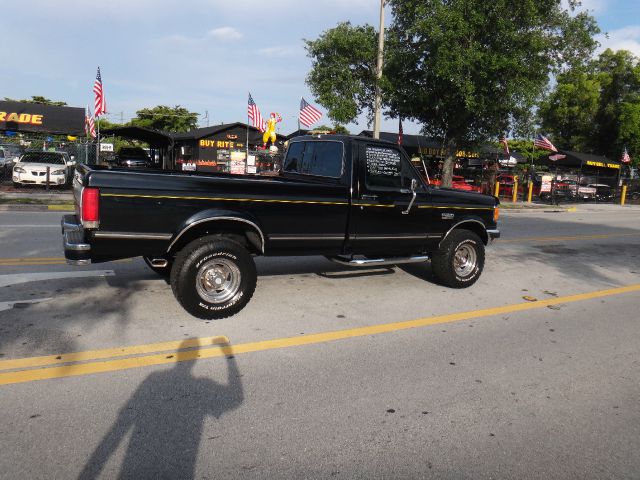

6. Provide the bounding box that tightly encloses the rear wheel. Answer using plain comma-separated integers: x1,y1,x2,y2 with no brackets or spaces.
431,230,485,288
170,237,257,319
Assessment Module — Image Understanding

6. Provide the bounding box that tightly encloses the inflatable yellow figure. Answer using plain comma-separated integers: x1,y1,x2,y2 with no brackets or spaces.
262,112,282,147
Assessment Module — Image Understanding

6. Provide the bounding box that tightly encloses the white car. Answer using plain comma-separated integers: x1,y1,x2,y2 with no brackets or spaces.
12,151,76,187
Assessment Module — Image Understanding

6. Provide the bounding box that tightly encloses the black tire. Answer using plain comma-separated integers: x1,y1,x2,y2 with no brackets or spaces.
170,237,257,320
431,229,485,288
143,256,172,280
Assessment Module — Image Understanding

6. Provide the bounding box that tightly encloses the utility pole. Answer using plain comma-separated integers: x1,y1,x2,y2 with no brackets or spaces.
373,0,385,139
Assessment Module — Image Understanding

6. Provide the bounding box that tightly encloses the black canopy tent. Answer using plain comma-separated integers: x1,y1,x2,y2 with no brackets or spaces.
536,150,623,187
100,126,175,169
0,100,85,136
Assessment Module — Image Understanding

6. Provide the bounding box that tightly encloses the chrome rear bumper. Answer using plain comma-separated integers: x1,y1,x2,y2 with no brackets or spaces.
62,215,91,265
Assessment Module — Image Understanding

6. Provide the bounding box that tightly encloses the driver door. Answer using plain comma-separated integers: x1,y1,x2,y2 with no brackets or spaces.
349,143,432,255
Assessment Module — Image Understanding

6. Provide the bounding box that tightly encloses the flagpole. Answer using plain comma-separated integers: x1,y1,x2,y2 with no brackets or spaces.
246,92,250,161
298,97,301,134
96,115,101,165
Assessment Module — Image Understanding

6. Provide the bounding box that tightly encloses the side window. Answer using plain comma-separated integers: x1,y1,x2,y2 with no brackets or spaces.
283,142,304,173
365,146,402,190
365,145,421,191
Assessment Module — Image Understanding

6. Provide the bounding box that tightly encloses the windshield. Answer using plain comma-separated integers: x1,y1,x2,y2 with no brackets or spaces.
20,152,66,165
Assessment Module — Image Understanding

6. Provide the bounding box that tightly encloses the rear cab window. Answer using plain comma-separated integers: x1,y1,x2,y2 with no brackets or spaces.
283,140,344,178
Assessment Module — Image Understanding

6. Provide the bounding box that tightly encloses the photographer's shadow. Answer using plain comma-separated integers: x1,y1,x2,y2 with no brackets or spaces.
78,340,243,480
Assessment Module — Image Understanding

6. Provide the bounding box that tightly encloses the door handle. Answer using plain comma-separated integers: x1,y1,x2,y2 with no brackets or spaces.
361,194,378,200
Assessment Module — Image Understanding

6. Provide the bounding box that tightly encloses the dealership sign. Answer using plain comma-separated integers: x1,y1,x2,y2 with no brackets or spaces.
0,100,85,136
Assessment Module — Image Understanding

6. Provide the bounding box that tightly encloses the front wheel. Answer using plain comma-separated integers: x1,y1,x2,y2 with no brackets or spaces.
431,230,485,288
170,237,257,319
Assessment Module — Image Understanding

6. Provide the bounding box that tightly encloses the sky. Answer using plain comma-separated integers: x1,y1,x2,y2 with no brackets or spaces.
1,0,639,136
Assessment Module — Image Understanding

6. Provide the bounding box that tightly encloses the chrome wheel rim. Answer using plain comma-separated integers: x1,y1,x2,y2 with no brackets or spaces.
453,244,477,278
195,258,241,304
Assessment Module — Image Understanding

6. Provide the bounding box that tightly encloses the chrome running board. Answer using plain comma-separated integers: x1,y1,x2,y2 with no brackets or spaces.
329,255,430,267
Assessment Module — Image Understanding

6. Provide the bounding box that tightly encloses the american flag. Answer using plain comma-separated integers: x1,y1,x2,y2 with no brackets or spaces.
621,147,632,163
533,134,558,152
85,106,96,138
499,137,509,155
93,67,106,117
398,117,403,145
299,97,322,128
247,93,266,132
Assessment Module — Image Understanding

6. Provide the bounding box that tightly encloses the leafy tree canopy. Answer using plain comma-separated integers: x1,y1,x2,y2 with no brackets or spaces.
130,105,199,133
4,96,67,106
305,0,599,186
540,48,640,165
313,124,350,134
305,22,378,125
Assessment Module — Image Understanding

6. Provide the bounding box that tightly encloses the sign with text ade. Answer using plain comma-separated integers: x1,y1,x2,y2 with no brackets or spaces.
0,101,85,136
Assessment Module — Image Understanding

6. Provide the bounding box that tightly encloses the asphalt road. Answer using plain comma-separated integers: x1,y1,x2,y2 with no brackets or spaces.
0,206,639,479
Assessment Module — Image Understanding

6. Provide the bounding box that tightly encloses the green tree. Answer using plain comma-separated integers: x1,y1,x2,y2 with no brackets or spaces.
592,49,640,160
332,124,350,134
619,102,640,167
313,124,350,134
538,70,601,152
305,23,378,124
305,0,599,186
130,105,199,132
4,96,67,106
540,49,640,164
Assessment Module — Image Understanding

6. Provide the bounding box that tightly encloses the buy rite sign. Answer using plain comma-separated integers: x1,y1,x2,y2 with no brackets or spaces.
0,100,85,136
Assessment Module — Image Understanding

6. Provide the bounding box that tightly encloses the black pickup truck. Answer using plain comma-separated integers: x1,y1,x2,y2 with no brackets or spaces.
62,134,500,319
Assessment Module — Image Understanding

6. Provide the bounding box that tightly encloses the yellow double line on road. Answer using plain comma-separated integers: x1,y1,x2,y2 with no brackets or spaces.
0,257,133,267
0,257,68,267
1,283,639,387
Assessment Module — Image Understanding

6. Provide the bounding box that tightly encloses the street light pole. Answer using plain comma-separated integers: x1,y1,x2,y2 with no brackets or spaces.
373,0,385,139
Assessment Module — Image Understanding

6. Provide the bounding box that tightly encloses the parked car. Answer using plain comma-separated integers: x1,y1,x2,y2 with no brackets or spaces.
63,134,500,319
588,184,614,202
429,175,481,192
496,173,538,197
559,179,596,200
0,145,23,178
12,151,75,187
116,147,152,168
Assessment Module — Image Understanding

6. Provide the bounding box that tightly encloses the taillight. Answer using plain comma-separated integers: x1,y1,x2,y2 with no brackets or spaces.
82,187,100,228
493,207,500,223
